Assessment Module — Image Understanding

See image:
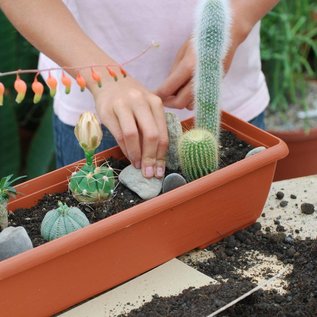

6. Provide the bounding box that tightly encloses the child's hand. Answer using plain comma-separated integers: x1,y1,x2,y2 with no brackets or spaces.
155,39,196,111
92,75,168,179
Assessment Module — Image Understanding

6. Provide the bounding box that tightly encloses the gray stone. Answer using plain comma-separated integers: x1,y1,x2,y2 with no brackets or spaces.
0,226,33,261
245,146,266,158
119,165,163,200
165,112,183,170
162,173,187,193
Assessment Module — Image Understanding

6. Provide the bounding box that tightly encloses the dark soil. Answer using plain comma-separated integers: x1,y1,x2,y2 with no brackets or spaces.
7,130,252,247
120,223,317,317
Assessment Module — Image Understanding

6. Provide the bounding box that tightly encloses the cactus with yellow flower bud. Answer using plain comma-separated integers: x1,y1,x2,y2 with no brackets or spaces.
68,112,116,203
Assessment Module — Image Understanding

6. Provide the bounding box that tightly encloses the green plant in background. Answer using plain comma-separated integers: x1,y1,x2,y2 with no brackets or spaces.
68,112,116,203
0,174,25,230
178,0,230,181
40,201,90,241
0,12,55,180
261,1,317,116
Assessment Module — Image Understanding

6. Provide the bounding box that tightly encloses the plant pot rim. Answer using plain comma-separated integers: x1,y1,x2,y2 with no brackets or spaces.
268,126,317,142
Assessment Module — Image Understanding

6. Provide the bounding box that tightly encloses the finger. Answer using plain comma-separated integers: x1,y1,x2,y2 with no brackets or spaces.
147,95,169,178
102,112,128,159
113,104,142,168
155,61,193,101
163,82,194,110
133,102,160,178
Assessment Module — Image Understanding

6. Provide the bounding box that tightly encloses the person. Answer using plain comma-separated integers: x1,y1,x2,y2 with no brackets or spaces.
0,0,279,178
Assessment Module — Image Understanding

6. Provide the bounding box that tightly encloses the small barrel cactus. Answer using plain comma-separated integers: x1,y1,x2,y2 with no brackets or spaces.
41,202,90,241
69,112,116,203
178,0,231,181
178,129,218,181
69,164,115,203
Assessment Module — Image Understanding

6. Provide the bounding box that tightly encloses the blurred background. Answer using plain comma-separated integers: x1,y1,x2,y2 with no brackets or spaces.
0,1,316,180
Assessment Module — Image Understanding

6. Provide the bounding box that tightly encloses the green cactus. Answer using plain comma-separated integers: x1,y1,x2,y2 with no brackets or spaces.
40,201,90,241
178,129,218,181
178,0,230,180
69,163,115,203
69,112,116,203
0,174,25,230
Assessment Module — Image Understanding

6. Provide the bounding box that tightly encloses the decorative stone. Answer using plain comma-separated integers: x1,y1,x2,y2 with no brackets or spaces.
0,226,33,261
165,112,183,170
245,146,266,158
119,165,163,200
162,173,187,193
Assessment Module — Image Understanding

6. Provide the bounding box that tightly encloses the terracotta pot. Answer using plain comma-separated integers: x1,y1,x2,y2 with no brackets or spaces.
268,127,317,181
1,112,288,317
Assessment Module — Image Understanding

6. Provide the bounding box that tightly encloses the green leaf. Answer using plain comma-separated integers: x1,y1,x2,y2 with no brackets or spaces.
26,104,55,179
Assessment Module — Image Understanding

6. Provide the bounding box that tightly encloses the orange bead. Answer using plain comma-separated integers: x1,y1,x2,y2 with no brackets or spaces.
32,77,44,104
107,67,118,81
0,82,4,106
91,69,102,88
14,75,27,104
120,67,127,78
46,73,57,97
61,71,72,94
76,73,86,92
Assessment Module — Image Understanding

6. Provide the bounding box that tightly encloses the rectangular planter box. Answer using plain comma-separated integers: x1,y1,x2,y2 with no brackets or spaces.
1,112,288,317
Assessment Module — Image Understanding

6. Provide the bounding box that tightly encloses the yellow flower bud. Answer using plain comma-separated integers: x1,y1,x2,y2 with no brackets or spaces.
74,112,103,152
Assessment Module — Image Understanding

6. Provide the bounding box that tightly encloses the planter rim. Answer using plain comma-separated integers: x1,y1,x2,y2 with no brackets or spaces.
268,126,317,142
1,111,289,279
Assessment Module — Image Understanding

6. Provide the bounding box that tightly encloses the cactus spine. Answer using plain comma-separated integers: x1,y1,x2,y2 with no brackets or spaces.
178,0,231,181
41,202,90,241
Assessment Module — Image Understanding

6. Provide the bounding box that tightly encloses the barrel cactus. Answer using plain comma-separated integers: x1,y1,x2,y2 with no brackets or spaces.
68,112,116,203
41,202,90,241
178,0,231,181
178,129,218,181
69,164,115,203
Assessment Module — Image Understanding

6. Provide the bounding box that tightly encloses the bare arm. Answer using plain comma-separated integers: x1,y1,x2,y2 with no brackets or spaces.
0,0,168,178
156,0,280,110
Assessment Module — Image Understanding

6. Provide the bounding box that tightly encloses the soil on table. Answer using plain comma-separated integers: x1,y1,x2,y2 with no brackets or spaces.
119,223,317,317
7,129,252,247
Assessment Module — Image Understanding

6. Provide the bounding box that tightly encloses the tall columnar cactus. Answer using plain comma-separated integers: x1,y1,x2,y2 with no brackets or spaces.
0,175,25,230
41,202,89,241
178,0,231,181
68,112,116,203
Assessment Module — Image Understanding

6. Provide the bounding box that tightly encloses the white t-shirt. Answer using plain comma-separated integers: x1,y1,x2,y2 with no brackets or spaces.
39,0,269,126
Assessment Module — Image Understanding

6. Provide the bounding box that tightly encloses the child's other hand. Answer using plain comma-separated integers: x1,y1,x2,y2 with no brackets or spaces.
155,39,195,111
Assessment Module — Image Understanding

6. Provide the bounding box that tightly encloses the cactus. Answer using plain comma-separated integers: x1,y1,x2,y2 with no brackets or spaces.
69,164,115,203
178,0,231,181
178,129,218,181
0,175,25,230
41,202,90,241
68,112,116,203
165,112,183,170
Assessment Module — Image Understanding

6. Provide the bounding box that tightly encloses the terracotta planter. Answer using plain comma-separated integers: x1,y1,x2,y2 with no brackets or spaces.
268,127,317,181
1,111,288,317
